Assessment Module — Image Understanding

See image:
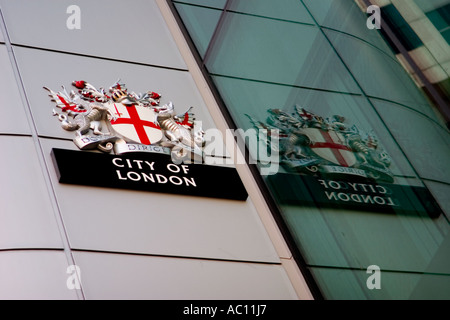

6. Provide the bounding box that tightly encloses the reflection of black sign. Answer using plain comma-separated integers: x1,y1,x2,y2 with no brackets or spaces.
52,148,248,201
267,173,441,218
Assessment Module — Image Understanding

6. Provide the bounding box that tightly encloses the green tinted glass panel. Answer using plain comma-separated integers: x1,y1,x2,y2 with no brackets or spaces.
173,0,227,9
280,203,450,271
211,76,417,178
325,29,440,122
172,0,450,299
425,180,450,214
212,74,450,274
205,12,360,93
371,99,450,184
302,0,393,56
229,0,314,24
310,266,450,299
174,3,222,57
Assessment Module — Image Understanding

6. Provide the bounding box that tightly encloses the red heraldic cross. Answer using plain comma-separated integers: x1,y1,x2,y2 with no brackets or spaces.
111,104,161,145
310,130,353,167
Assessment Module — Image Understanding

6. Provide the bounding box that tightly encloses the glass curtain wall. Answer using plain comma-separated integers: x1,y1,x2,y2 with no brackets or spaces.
170,0,450,299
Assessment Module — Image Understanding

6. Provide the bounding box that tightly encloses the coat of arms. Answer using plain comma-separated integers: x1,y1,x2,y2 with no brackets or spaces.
44,79,205,162
247,106,394,183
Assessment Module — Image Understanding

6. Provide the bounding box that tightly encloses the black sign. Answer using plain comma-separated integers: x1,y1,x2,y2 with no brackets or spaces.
51,148,248,201
266,173,442,218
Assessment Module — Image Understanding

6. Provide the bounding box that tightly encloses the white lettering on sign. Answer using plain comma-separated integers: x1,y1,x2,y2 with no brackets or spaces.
112,157,197,187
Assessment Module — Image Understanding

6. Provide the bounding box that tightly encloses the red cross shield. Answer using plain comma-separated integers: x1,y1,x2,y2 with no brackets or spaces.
301,128,356,167
108,103,163,145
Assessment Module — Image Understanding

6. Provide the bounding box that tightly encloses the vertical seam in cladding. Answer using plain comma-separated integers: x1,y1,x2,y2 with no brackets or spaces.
0,8,85,300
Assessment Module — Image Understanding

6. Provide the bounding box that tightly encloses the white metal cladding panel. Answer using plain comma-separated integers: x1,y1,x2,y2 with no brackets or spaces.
0,0,187,69
0,1,289,298
71,251,298,300
0,250,78,299
0,45,31,135
40,138,280,263
0,136,64,250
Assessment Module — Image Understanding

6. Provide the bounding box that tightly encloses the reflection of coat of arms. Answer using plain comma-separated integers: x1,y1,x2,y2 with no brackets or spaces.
44,79,205,162
247,106,394,183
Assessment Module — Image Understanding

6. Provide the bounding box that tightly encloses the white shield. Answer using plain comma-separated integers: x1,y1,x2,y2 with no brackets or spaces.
300,128,356,167
108,103,163,145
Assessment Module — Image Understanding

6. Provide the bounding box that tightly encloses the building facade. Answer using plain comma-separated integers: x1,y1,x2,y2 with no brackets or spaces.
0,0,449,300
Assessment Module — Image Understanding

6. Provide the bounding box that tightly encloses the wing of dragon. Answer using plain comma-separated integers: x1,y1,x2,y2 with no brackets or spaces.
175,106,195,128
43,86,87,114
